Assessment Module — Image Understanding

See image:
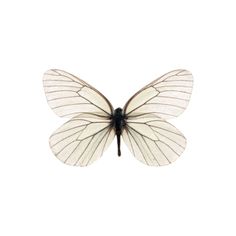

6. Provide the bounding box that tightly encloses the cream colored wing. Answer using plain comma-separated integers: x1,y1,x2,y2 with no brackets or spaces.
122,114,186,166
123,69,193,119
43,69,113,118
49,114,115,166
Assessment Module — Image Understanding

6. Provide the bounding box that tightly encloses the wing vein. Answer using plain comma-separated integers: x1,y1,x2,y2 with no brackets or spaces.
51,124,88,136
127,124,157,141
76,125,111,141
154,141,171,163
101,128,113,155
79,94,111,116
124,128,135,155
52,126,87,149
142,136,160,166
74,136,94,166
158,140,180,156
159,89,191,94
51,102,90,110
152,70,184,86
125,93,160,116
48,95,81,102
147,102,186,109
158,95,189,101
85,128,111,166
45,90,78,94
126,128,149,165
155,131,185,149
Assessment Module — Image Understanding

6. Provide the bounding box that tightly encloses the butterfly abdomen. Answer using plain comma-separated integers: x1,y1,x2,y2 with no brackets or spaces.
113,108,126,156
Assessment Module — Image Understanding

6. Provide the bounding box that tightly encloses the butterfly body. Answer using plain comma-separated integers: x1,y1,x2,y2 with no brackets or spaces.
112,107,126,156
43,69,193,166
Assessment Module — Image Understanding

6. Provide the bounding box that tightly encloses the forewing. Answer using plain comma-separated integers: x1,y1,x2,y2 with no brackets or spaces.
43,69,113,118
49,114,115,166
122,114,186,166
123,69,193,119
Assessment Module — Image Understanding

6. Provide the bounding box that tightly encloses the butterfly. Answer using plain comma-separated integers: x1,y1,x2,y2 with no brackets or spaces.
43,69,193,167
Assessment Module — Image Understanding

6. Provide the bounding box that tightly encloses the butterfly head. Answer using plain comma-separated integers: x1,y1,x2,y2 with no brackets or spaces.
114,107,123,115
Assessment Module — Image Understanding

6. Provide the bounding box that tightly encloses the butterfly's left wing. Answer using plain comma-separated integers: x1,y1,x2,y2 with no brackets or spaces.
43,69,114,118
49,114,115,166
122,114,186,166
43,69,115,166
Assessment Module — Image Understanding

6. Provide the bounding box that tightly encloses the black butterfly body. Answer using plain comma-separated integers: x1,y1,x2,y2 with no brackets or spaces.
43,69,193,166
112,107,127,156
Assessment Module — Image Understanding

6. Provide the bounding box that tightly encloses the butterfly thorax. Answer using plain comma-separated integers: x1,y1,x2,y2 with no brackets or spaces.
113,107,125,134
112,107,126,156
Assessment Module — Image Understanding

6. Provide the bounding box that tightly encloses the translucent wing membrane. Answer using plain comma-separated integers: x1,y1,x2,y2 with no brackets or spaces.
49,114,115,166
43,68,192,167
122,114,186,166
43,69,113,118
123,69,193,119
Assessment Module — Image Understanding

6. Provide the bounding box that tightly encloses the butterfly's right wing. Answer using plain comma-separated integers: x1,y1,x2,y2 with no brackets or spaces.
123,69,193,119
122,69,192,166
122,114,186,166
49,114,115,166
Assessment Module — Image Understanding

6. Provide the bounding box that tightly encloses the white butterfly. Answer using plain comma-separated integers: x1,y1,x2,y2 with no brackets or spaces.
43,69,193,166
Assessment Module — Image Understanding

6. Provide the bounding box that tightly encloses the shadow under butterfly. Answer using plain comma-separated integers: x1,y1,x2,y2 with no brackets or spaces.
43,69,193,167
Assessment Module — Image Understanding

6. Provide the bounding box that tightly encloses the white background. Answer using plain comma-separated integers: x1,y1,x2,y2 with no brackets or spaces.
0,1,235,235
